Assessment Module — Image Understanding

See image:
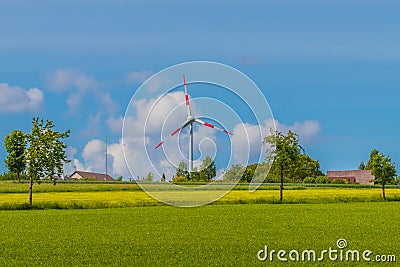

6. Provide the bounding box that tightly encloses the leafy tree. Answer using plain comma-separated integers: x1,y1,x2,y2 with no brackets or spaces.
294,154,323,182
199,156,216,182
175,161,188,179
242,164,257,183
366,149,397,200
252,162,272,183
189,167,202,182
141,172,153,182
264,130,303,203
358,161,366,170
26,118,70,206
263,129,323,201
222,163,244,182
4,130,27,182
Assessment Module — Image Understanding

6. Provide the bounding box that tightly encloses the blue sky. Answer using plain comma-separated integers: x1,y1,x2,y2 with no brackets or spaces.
1,0,399,178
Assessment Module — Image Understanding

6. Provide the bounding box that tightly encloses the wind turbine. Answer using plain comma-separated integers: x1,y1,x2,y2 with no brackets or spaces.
154,74,233,173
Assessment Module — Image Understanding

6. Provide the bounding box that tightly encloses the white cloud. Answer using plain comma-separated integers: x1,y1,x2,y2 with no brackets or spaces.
47,69,97,112
46,69,119,117
125,70,153,84
69,138,129,179
231,119,322,163
101,92,119,114
231,123,264,164
80,112,103,138
0,83,44,113
106,116,124,134
81,139,107,172
47,69,97,92
275,119,321,144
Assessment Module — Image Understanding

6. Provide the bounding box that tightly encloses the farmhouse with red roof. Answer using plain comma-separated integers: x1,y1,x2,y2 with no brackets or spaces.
68,171,115,181
326,170,374,185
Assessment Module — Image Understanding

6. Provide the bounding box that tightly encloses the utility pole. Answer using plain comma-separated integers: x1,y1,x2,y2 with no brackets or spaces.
105,136,108,179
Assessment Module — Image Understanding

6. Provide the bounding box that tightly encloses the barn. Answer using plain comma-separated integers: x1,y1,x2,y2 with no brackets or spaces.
326,170,374,185
68,171,115,181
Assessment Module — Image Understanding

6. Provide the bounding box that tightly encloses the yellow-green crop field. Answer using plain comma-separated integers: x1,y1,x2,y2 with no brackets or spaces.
0,181,399,209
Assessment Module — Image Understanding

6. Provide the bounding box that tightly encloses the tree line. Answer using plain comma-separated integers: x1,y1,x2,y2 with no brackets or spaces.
3,119,399,203
171,156,216,182
221,129,398,201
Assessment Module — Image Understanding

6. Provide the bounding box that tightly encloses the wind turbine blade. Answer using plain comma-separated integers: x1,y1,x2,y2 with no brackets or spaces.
194,118,234,135
154,141,164,149
183,74,192,116
154,120,190,149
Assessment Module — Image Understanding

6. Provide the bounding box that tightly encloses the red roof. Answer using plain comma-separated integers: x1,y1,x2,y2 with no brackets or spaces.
326,170,374,185
69,171,115,181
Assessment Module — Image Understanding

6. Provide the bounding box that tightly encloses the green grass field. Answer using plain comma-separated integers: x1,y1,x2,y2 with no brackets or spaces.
0,202,398,266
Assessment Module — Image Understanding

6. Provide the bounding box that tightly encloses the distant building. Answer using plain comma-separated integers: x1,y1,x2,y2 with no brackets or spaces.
326,170,374,185
68,171,115,181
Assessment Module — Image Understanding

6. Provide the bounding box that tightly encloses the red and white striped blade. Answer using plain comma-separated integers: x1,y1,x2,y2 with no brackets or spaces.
183,74,192,117
154,121,189,149
194,118,233,135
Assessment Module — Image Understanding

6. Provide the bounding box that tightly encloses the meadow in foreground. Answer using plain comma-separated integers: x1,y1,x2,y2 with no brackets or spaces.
0,202,398,266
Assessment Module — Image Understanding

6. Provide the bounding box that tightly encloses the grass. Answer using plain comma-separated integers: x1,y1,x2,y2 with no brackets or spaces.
0,202,398,266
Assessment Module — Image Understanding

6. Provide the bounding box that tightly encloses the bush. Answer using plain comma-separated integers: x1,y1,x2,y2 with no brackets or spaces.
81,177,97,181
172,176,188,183
332,178,346,184
0,172,28,181
315,176,331,184
303,177,315,184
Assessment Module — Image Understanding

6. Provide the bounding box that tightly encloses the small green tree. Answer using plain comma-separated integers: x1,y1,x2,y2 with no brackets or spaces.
253,162,272,183
223,163,244,182
141,172,153,182
175,161,188,179
358,161,366,170
366,149,396,200
264,129,303,203
161,173,166,182
4,130,27,182
295,154,323,182
190,167,201,182
199,156,216,182
242,164,257,183
26,118,70,206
